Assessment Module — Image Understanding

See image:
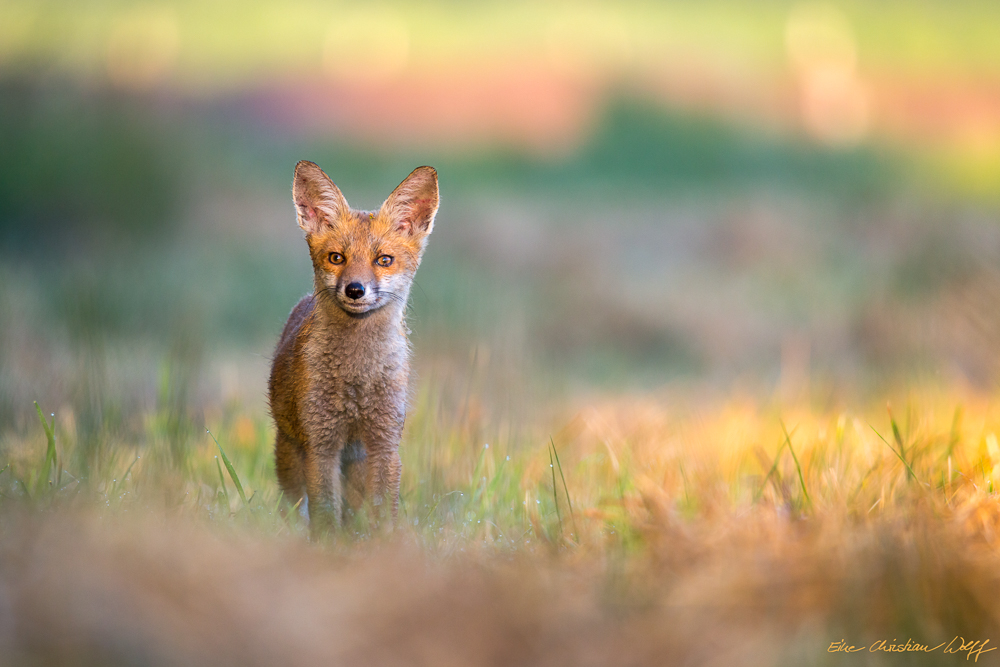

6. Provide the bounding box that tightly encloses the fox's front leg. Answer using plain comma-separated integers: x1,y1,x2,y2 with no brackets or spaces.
362,421,403,522
302,436,346,538
303,446,343,537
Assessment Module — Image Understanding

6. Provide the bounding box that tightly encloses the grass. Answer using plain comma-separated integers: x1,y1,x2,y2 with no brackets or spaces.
4,381,1000,549
5,380,1000,663
9,382,1000,544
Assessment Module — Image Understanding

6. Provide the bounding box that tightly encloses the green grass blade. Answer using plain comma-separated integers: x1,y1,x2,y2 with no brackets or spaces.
469,443,489,499
753,426,799,503
208,429,248,506
754,442,785,503
780,420,811,509
550,437,578,540
271,491,302,531
483,456,508,513
870,424,918,483
678,462,691,507
14,471,32,501
34,401,57,487
548,443,563,539
278,496,304,532
271,490,284,516
847,461,879,506
947,406,962,459
422,490,461,526
887,404,907,467
111,455,141,498
215,456,231,509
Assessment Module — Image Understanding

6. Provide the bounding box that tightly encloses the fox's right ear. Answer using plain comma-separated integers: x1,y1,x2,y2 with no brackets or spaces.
292,160,349,235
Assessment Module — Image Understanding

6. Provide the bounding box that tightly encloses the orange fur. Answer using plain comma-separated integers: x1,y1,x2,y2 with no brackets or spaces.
268,161,438,536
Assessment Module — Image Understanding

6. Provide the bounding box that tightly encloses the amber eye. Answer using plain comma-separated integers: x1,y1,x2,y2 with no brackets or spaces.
329,252,345,265
376,255,393,267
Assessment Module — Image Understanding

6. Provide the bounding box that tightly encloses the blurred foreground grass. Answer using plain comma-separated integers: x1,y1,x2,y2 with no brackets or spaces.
4,377,1000,664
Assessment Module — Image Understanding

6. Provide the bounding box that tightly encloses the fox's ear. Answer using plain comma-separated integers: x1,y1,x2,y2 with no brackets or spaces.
292,160,349,235
380,166,439,238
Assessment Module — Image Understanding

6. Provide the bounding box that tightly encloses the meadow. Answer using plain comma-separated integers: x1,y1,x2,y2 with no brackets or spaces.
4,182,1000,665
4,368,1000,665
3,1,1000,664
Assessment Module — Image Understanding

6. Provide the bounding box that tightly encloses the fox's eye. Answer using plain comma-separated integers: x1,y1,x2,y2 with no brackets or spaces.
376,255,393,267
329,252,345,265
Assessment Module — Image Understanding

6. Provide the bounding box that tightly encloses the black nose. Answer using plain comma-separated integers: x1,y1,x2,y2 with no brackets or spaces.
345,283,365,300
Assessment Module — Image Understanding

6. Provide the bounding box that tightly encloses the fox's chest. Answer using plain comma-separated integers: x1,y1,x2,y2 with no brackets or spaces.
305,338,408,417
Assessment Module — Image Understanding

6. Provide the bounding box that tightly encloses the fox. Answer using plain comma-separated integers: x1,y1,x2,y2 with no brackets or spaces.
268,160,439,536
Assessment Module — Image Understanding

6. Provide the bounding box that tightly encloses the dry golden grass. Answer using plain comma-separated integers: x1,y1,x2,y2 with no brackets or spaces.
3,383,1000,665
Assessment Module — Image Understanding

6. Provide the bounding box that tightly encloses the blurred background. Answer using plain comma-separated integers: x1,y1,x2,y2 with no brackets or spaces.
1,0,999,442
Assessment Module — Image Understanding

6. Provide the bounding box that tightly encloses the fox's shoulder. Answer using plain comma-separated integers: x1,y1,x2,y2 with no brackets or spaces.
276,293,315,352
272,294,315,373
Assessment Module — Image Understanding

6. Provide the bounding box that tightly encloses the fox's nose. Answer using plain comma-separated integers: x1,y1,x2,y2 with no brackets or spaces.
345,282,365,300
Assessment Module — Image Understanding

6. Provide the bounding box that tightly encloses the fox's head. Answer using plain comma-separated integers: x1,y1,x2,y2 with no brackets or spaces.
292,161,438,318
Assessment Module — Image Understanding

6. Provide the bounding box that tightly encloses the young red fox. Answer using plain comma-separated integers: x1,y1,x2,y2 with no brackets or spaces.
268,161,438,535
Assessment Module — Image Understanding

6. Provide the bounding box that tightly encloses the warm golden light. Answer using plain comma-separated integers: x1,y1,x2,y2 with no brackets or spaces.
323,6,410,84
106,5,180,89
786,2,869,146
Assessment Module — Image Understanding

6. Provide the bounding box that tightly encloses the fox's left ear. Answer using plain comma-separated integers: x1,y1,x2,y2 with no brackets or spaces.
380,166,439,238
